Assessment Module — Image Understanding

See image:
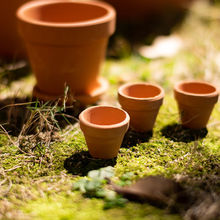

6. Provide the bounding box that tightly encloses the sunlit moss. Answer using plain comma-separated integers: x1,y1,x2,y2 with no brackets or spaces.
1,1,220,219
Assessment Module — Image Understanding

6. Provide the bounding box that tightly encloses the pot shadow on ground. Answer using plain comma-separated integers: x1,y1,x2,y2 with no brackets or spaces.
161,123,208,143
64,151,117,176
121,129,153,148
0,60,31,86
0,97,82,136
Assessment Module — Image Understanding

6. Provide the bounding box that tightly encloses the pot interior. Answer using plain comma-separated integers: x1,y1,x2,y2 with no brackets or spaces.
83,106,127,126
178,82,216,94
22,2,108,23
121,84,161,98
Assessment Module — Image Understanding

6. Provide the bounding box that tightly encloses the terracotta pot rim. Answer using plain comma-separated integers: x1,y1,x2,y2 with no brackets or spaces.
118,82,164,101
16,0,115,28
174,80,219,98
79,105,130,129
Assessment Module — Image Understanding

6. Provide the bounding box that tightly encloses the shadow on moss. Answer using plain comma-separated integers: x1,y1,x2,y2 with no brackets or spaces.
121,129,152,148
0,97,31,136
161,123,208,143
0,60,31,86
64,151,117,176
0,97,80,136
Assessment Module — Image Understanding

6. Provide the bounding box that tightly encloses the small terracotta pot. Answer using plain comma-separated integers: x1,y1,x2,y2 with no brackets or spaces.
79,106,130,159
174,81,219,129
17,0,116,105
118,82,164,132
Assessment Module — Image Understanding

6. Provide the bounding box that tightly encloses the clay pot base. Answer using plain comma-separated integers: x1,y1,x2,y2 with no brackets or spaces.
33,78,108,106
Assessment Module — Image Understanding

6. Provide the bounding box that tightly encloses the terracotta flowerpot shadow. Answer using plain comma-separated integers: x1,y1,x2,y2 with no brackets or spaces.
174,81,219,130
0,97,31,136
161,123,208,143
64,151,117,176
0,97,80,136
121,129,153,148
17,0,116,105
80,106,130,159
0,60,30,86
118,82,164,133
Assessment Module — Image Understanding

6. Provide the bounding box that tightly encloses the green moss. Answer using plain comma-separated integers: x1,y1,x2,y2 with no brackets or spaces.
1,85,220,220
1,2,220,219
1,72,220,219
5,98,216,219
23,192,181,220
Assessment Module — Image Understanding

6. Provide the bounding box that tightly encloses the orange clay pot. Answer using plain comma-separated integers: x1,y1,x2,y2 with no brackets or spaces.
174,81,219,129
0,0,29,60
16,0,116,105
79,106,130,159
118,82,164,133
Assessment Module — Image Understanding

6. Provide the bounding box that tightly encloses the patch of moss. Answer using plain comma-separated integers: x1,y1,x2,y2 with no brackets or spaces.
1,2,220,219
1,90,219,220
1,89,219,219
6,99,215,219
23,192,181,220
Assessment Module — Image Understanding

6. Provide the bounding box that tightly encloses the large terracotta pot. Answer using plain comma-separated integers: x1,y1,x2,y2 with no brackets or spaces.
118,82,164,132
0,0,29,60
174,81,219,129
17,0,115,105
79,106,130,159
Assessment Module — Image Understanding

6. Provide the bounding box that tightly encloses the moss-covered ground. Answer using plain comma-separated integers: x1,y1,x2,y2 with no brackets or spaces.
0,1,220,219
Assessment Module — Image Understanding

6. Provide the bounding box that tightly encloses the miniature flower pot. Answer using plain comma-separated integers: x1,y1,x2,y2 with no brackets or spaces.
118,82,164,132
16,0,116,105
174,81,219,129
79,106,130,159
0,0,29,60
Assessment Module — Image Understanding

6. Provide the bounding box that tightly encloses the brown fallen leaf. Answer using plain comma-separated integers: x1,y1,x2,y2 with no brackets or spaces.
109,176,220,220
110,176,187,207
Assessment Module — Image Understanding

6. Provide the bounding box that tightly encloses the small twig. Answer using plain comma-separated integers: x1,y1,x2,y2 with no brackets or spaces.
0,101,36,112
0,179,7,186
2,178,12,196
4,165,22,172
0,124,15,145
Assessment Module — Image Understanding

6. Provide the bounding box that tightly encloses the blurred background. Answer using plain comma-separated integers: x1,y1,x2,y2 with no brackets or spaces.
0,0,220,96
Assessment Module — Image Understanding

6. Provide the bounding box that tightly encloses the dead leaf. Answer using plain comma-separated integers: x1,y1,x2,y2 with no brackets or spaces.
111,176,185,207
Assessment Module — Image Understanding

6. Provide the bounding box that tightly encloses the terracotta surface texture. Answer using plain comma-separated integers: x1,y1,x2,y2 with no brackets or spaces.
79,106,130,159
118,82,164,132
17,0,116,104
174,81,219,129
